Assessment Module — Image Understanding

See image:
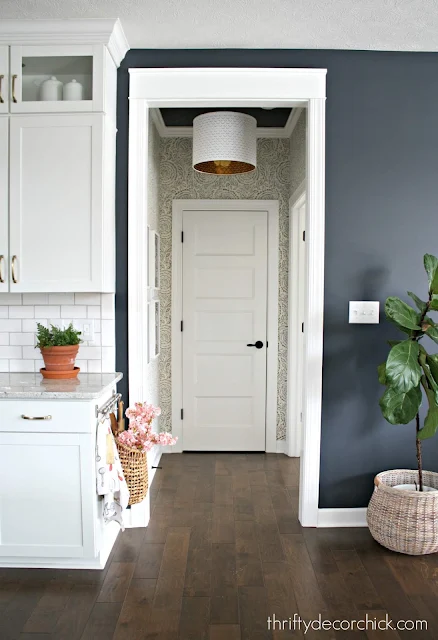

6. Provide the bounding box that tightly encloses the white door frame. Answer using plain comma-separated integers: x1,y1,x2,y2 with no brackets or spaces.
128,68,326,527
172,199,279,454
287,182,306,458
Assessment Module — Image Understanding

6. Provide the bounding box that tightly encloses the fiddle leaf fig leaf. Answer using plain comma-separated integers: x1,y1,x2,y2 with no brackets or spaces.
385,340,421,392
385,297,421,331
424,254,438,294
418,385,438,440
427,354,438,385
426,325,438,345
430,294,438,312
388,340,402,348
379,385,422,425
408,291,427,314
378,362,387,385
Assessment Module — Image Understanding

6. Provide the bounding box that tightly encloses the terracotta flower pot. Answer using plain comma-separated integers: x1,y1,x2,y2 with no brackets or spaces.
40,345,79,372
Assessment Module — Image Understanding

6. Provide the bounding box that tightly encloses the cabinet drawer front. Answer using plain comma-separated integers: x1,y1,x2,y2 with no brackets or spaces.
0,400,94,433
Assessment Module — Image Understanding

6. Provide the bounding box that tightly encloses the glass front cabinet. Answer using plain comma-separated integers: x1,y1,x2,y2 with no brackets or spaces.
0,44,109,114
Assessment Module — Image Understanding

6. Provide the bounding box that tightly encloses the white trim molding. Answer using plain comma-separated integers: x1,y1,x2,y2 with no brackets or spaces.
128,66,326,527
0,19,129,66
317,508,368,528
276,440,287,454
171,199,279,454
150,105,304,140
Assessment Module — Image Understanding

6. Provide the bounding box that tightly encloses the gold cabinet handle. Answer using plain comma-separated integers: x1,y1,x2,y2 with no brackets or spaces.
21,414,52,421
0,255,4,283
11,255,18,284
12,74,17,103
0,75,4,104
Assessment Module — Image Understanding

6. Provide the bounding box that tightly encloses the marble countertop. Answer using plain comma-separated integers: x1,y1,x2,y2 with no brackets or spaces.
0,372,123,399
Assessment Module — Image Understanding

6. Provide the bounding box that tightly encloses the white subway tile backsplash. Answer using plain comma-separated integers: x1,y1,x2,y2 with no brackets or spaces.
22,318,47,332
49,293,75,305
87,360,102,373
9,306,35,319
0,294,22,305
87,305,101,319
22,346,42,360
101,319,115,347
102,346,115,372
0,291,115,373
0,319,22,332
10,359,34,372
77,346,101,360
10,333,35,346
61,305,87,319
23,293,49,305
35,306,60,319
101,294,114,320
0,346,22,359
75,293,101,305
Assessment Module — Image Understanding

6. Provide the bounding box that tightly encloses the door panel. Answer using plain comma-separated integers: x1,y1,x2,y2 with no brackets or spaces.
182,208,268,451
0,118,8,291
9,114,103,292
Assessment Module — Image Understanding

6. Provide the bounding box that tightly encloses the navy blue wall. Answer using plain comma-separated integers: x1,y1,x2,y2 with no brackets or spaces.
116,50,438,508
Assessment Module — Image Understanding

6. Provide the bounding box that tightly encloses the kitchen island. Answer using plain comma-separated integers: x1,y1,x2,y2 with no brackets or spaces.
0,372,123,569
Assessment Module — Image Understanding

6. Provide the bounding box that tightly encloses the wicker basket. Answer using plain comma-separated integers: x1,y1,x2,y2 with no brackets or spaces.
367,469,438,555
116,441,148,506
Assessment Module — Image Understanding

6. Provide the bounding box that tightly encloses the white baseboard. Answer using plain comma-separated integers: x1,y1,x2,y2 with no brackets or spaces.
276,439,287,454
317,507,368,528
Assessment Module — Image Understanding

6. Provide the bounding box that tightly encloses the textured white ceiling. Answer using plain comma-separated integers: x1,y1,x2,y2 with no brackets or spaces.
1,0,437,51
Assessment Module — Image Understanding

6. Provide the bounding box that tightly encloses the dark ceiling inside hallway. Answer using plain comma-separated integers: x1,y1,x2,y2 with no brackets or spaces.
159,107,293,128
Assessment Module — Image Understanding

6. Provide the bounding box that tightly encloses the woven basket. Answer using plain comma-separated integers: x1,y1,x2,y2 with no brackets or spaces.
116,441,148,506
367,469,438,555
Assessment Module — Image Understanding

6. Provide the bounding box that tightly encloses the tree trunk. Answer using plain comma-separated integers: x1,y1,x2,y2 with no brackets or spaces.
416,413,424,491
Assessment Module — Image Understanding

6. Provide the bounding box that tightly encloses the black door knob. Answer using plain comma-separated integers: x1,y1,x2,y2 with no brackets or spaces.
247,341,264,349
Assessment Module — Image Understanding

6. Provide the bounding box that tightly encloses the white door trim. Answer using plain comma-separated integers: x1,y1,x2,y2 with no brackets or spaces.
287,182,306,458
172,199,279,454
128,67,326,527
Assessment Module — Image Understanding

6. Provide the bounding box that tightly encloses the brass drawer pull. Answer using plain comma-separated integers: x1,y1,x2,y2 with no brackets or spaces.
12,74,17,103
0,255,4,283
0,75,4,104
21,414,52,421
11,255,18,283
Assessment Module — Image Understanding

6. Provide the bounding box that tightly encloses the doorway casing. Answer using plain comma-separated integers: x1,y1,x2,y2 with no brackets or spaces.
128,68,326,527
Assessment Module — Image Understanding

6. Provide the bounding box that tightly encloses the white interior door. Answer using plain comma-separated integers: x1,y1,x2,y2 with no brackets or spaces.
182,207,268,451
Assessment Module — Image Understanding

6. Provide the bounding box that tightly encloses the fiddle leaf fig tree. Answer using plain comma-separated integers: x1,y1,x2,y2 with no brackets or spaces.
379,254,438,491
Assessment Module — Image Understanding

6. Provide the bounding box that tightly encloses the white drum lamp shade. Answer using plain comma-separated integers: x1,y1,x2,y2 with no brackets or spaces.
193,111,257,175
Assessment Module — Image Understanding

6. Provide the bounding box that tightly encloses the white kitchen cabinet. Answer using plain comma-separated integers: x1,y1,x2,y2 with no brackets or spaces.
0,46,9,114
0,118,8,291
9,114,115,292
0,431,96,558
10,45,106,114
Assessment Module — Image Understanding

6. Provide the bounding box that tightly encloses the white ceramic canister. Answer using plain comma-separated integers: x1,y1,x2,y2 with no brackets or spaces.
63,79,83,101
40,76,63,101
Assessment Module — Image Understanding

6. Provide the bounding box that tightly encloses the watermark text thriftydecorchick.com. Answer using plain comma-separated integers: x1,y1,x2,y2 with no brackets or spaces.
267,613,428,633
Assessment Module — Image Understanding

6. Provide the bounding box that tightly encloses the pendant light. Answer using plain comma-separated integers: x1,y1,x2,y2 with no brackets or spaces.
193,111,257,175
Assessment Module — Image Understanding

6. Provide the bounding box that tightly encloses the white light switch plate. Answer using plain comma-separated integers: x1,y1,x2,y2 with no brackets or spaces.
61,319,95,341
349,301,380,324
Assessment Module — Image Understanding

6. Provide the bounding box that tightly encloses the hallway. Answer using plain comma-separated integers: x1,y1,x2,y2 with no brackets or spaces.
2,453,438,639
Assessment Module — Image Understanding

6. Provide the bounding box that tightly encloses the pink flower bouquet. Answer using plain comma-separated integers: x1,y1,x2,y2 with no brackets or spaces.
117,402,177,453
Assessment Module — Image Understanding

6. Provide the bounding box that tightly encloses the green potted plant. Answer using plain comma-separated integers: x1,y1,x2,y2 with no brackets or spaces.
367,254,438,555
36,322,82,379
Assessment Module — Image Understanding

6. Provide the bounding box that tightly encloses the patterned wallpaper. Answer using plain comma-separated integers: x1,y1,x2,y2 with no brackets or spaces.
144,119,161,416
158,137,291,440
290,110,306,196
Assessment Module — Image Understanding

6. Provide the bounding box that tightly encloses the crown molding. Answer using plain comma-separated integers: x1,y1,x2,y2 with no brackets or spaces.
0,18,129,67
150,107,300,139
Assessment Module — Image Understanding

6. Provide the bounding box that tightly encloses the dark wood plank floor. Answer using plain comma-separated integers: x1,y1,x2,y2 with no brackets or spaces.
2,453,438,639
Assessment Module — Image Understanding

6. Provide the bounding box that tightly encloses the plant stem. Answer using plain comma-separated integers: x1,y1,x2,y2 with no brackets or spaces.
416,412,424,491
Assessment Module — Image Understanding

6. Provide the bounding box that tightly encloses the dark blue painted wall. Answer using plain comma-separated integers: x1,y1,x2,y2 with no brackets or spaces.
116,50,438,508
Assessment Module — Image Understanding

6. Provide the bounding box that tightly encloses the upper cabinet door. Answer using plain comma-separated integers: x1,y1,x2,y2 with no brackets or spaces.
9,114,105,292
0,118,8,291
10,45,104,114
0,47,9,114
